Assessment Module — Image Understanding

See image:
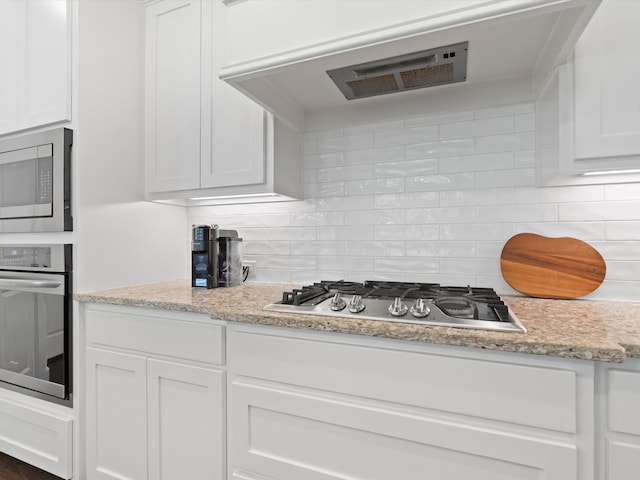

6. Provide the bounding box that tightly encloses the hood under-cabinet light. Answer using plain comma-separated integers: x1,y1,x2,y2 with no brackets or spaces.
582,169,640,176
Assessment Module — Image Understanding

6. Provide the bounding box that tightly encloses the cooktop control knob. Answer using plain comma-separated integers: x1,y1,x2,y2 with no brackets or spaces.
388,297,408,317
348,295,365,313
410,298,430,318
330,293,346,311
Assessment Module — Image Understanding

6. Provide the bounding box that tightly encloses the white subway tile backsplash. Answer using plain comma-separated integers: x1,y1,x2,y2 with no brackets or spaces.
243,241,291,255
406,206,475,224
514,150,535,168
476,131,535,153
441,257,500,276
344,120,405,135
476,203,557,223
439,152,514,173
374,158,437,177
441,223,516,241
474,103,534,119
515,113,535,132
317,195,375,211
406,173,475,192
605,183,640,200
405,110,474,127
375,192,438,209
439,116,514,140
476,168,535,188
605,261,640,281
406,138,475,159
374,125,438,147
344,145,404,165
405,241,476,257
317,256,374,272
257,255,316,270
593,241,640,260
317,225,374,241
345,177,405,195
375,257,439,273
345,241,405,257
304,181,345,198
606,221,640,240
254,266,293,284
304,128,344,141
240,227,316,241
304,152,344,169
290,212,345,226
560,201,640,221
375,225,439,241
317,133,373,153
291,241,345,256
345,209,405,225
317,164,373,183
516,185,605,204
440,188,515,206
516,222,605,240
186,101,640,300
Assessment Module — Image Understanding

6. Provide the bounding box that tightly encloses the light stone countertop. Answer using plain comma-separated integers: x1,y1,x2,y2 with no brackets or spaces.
74,279,640,363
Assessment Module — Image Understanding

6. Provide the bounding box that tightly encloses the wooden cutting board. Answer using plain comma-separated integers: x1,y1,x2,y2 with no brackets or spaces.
500,233,606,299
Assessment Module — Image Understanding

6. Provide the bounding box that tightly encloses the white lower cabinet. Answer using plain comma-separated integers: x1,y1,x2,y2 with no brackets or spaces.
83,304,225,480
597,358,640,480
227,325,595,480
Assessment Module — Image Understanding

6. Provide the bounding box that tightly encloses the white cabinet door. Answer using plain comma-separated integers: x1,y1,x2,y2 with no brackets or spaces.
230,379,578,480
204,83,266,189
0,1,19,133
19,0,71,130
202,0,266,189
147,359,225,480
145,0,282,202
0,0,71,135
574,0,640,160
86,347,148,480
145,0,201,193
599,359,640,480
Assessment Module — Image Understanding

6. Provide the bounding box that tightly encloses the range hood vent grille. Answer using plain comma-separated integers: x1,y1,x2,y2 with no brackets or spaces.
327,42,468,100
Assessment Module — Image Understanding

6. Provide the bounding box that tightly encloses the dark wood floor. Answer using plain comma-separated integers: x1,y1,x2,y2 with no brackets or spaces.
0,452,60,480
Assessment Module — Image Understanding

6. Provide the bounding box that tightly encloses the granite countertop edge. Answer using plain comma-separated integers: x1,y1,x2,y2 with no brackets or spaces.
74,280,640,364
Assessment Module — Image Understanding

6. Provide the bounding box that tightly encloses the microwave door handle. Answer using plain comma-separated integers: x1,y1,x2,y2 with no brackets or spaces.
0,278,62,289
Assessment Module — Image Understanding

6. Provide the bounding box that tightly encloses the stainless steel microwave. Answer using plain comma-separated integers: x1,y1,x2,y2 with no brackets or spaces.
0,128,72,232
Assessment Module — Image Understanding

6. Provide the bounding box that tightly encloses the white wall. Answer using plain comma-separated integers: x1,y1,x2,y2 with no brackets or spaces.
74,0,188,292
188,102,640,301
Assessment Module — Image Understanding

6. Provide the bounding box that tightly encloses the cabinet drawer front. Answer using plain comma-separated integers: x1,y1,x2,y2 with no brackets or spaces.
86,305,224,365
0,395,72,479
609,367,640,435
230,380,578,480
229,328,579,432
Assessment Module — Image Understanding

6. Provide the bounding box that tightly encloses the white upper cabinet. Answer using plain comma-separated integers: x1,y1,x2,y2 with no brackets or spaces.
145,0,201,192
0,0,71,135
145,0,301,205
536,0,640,185
573,0,640,161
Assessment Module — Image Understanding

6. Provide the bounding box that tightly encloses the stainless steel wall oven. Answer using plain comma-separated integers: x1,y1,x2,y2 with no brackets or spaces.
0,245,72,405
0,128,72,232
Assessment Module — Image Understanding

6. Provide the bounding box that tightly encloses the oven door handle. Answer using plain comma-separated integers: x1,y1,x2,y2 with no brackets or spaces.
0,278,62,289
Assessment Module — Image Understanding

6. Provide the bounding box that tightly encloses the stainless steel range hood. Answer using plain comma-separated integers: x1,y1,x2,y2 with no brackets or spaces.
219,0,601,129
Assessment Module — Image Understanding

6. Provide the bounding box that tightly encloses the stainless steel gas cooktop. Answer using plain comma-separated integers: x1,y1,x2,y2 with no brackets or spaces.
264,280,526,333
